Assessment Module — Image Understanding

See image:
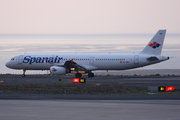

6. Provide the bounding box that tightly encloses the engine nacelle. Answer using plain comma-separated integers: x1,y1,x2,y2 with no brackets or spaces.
50,66,69,75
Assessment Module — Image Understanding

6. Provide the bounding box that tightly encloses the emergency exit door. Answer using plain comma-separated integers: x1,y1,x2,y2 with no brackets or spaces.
134,55,139,65
90,56,94,65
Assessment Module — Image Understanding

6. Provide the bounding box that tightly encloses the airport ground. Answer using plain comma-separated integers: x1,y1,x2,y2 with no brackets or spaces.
0,75,180,120
0,74,180,97
0,74,180,88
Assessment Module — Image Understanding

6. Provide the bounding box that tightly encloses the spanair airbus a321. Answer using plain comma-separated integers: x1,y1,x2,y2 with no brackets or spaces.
5,30,169,77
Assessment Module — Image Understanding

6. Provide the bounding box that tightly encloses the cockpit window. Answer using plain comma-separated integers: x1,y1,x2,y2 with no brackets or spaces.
11,58,15,60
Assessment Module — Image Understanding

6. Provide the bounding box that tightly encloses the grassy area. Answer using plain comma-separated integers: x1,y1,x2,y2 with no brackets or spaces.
0,83,148,95
148,90,180,95
1,83,180,95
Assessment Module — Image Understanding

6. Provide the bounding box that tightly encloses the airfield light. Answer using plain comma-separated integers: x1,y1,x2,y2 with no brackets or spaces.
158,86,174,92
72,78,86,83
79,78,86,83
165,86,174,92
158,86,166,92
161,87,164,91
80,79,84,83
73,78,79,83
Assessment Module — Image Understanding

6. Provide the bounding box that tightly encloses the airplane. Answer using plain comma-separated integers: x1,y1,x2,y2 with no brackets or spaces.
5,30,169,77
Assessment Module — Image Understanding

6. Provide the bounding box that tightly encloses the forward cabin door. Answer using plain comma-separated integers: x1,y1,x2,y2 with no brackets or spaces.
134,55,139,65
18,55,23,64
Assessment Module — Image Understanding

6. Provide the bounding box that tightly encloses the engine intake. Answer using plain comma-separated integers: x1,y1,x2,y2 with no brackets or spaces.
50,66,70,75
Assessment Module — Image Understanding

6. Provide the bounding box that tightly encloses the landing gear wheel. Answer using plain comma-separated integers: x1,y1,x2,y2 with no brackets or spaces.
75,73,82,78
88,73,94,77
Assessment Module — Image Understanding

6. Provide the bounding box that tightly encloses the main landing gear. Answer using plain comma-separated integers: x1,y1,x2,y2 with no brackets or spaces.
88,72,94,77
22,70,26,77
75,72,94,78
75,73,82,78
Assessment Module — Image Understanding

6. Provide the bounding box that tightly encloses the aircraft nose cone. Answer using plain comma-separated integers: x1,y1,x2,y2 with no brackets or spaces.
5,62,10,68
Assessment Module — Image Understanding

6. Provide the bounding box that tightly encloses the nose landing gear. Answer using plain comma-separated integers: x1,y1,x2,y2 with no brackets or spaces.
22,70,26,77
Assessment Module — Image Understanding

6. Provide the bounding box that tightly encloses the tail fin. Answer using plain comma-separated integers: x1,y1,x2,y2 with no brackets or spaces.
140,30,166,55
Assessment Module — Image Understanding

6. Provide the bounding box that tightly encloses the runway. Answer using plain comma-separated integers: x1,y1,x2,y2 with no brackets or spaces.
1,75,180,89
0,94,180,100
0,100,180,120
1,75,180,119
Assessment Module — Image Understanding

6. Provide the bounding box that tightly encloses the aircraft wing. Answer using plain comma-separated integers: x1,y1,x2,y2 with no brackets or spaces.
57,59,98,71
64,60,86,71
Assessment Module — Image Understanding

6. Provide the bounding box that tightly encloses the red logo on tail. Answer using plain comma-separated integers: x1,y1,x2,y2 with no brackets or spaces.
149,42,161,49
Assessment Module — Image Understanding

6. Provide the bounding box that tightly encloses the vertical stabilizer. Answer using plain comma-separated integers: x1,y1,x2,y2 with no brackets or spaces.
140,30,166,55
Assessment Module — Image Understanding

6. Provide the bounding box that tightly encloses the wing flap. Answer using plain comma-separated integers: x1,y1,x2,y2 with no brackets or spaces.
64,60,86,71
55,59,97,71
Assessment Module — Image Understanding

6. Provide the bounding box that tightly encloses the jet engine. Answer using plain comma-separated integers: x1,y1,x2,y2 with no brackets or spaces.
50,66,70,75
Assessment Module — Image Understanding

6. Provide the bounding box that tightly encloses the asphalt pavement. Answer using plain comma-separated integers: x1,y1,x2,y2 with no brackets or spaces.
1,75,180,88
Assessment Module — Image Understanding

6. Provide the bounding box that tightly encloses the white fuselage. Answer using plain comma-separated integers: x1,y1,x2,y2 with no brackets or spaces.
5,30,169,77
5,53,169,71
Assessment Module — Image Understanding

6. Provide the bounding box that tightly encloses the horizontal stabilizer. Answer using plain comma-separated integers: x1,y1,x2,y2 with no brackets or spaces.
147,56,159,61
